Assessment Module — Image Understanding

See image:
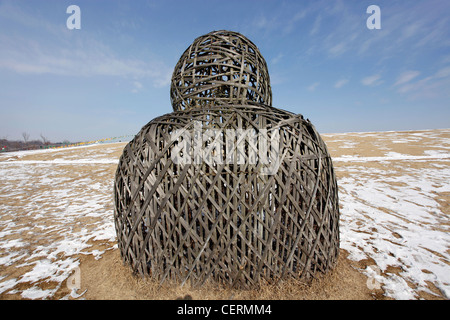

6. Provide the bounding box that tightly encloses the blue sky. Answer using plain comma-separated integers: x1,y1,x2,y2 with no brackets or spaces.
0,0,449,142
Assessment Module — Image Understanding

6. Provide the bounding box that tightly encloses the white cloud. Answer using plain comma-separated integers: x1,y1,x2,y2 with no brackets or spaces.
401,23,422,40
434,66,450,79
131,81,143,93
334,79,349,89
292,10,307,21
270,53,284,65
361,74,382,86
0,36,172,88
253,15,271,29
319,3,365,58
310,15,321,36
283,10,308,35
307,82,320,91
441,55,450,64
328,42,347,56
0,2,172,88
396,66,450,98
134,81,143,89
0,1,60,35
251,6,310,36
394,71,420,86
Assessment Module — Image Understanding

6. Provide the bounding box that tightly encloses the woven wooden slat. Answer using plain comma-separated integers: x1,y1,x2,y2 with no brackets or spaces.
114,30,339,289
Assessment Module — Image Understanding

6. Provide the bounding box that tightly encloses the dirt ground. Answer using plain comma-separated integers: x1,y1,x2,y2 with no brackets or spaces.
56,248,384,300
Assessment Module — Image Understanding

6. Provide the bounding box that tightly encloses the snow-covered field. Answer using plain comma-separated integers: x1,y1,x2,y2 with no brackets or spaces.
0,143,121,299
325,129,450,299
0,129,449,300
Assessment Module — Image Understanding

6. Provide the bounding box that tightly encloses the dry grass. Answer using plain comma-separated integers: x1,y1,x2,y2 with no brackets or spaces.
52,248,381,300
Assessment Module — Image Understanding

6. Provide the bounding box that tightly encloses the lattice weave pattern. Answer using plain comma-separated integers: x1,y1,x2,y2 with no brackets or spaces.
114,105,339,288
114,30,340,288
170,30,272,111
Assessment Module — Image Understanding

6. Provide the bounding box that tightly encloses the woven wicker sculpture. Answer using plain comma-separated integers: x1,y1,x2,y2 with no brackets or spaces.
114,30,339,289
170,30,272,111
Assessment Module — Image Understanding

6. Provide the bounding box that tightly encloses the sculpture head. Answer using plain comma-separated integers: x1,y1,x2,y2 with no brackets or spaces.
170,30,272,111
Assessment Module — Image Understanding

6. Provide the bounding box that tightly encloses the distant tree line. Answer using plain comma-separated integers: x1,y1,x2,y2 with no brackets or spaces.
1,132,73,152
